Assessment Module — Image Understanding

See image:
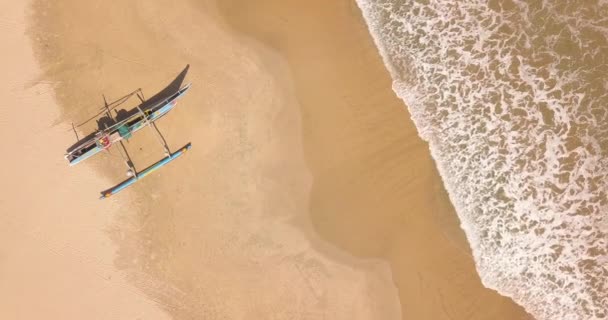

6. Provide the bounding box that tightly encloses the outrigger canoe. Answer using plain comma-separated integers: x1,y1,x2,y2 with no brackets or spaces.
65,81,192,199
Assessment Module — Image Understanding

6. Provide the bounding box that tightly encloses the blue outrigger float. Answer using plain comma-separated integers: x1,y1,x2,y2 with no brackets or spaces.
65,83,192,199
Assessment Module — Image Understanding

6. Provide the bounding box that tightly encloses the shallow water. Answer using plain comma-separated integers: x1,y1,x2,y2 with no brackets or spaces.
355,0,608,318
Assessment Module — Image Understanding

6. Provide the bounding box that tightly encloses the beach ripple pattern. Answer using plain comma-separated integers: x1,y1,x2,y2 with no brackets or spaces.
356,0,608,319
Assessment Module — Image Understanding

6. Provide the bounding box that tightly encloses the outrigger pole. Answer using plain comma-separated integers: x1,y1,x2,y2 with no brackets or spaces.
103,94,138,176
99,143,191,199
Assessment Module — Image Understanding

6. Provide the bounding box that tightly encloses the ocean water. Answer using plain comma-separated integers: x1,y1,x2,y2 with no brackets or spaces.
355,0,608,319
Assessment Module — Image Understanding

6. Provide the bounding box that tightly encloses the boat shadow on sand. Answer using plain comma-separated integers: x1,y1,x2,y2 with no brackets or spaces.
66,64,189,154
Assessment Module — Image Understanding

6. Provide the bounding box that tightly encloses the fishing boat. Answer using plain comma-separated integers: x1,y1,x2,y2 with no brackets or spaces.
65,81,192,199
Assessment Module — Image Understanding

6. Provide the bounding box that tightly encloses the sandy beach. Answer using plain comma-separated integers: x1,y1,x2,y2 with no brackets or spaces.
3,0,534,318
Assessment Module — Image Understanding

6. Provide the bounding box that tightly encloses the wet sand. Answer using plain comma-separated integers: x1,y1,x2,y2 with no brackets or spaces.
216,1,533,319
25,0,532,319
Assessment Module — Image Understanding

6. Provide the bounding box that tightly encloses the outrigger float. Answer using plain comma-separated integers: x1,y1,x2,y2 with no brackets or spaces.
65,82,192,199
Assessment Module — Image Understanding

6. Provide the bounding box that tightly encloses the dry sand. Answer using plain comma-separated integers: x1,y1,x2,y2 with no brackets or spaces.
17,0,533,319
0,1,171,319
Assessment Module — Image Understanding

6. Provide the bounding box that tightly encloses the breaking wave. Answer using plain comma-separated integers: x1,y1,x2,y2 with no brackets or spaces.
355,0,608,318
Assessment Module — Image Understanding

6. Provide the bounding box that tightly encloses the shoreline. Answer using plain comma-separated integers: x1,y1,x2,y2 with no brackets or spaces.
214,1,533,319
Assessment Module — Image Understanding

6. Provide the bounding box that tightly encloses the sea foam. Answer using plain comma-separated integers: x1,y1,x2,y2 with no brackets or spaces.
355,0,608,318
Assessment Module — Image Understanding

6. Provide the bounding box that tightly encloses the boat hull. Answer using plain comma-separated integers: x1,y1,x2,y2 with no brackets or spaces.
66,84,190,166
